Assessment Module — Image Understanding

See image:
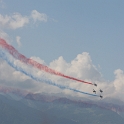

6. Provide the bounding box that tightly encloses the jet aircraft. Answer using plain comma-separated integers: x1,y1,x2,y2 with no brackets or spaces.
93,89,96,94
100,89,103,93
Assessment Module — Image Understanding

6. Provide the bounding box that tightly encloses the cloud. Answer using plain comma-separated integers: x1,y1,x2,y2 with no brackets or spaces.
0,50,124,101
16,36,21,47
48,53,104,97
49,52,102,82
0,59,29,82
31,10,47,22
114,69,124,90
0,13,29,29
0,10,48,29
0,52,103,96
0,30,9,41
0,58,37,90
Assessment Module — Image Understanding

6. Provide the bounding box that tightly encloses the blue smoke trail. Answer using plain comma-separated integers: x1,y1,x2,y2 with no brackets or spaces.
0,50,98,97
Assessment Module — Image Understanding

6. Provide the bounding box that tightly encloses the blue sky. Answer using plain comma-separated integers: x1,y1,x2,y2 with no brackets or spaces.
0,0,124,99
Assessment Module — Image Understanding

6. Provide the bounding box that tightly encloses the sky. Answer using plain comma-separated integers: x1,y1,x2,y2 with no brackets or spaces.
0,0,124,101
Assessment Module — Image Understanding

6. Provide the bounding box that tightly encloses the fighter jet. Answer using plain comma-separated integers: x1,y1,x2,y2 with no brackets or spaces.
93,89,96,94
100,89,103,93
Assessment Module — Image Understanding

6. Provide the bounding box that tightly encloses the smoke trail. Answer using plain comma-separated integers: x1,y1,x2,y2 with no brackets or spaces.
0,50,98,97
0,38,93,85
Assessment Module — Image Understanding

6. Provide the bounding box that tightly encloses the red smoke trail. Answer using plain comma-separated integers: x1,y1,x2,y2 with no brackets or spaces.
0,38,93,85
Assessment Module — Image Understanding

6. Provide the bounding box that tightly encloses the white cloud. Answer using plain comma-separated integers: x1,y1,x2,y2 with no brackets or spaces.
0,59,29,82
31,10,47,22
9,13,29,29
48,53,104,97
0,10,48,29
0,30,9,41
0,51,124,101
49,52,102,82
0,13,29,29
16,36,21,47
0,52,103,96
114,69,124,91
30,56,46,65
0,58,37,90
